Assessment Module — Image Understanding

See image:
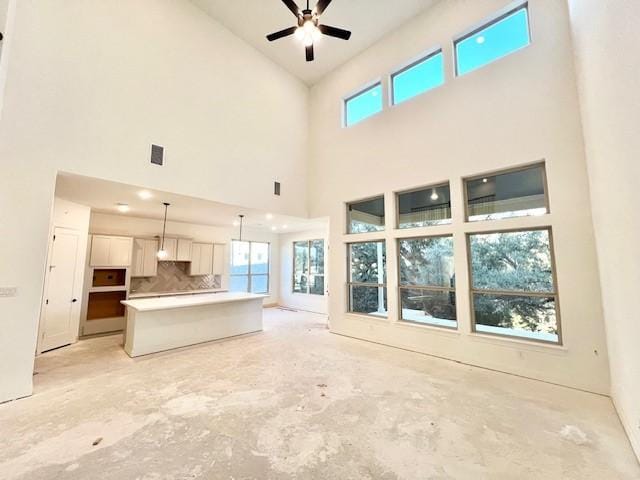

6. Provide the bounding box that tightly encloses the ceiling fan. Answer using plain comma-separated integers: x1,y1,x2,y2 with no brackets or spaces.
266,0,352,62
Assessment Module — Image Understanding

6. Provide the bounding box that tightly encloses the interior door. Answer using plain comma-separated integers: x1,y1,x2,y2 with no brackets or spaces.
40,228,80,352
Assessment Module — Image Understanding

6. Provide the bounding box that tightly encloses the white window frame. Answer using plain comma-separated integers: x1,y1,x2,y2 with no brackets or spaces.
230,240,270,294
292,239,325,296
467,227,562,345
347,240,388,318
453,1,531,77
342,79,383,128
390,47,444,106
397,234,457,329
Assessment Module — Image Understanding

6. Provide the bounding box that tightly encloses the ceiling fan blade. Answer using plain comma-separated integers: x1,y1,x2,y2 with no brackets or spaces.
266,26,298,42
315,0,332,15
306,44,314,62
319,24,351,40
282,0,300,16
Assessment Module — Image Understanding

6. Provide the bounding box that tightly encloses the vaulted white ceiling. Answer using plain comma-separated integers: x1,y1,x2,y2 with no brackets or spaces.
55,173,327,233
190,0,439,85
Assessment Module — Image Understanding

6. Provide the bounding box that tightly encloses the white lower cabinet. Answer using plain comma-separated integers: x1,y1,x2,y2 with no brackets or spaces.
189,243,214,276
90,235,133,267
132,239,158,277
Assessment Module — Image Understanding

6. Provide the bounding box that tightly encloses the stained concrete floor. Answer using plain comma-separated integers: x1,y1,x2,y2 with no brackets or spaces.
1,309,638,480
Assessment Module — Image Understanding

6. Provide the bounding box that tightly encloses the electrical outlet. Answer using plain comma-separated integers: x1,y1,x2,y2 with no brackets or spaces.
0,287,17,297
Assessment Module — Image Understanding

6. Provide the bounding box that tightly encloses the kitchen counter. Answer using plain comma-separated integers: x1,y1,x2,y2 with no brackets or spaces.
121,292,266,312
120,292,265,357
127,288,228,299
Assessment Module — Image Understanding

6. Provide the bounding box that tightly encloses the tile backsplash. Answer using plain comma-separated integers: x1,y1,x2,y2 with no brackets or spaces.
130,261,221,294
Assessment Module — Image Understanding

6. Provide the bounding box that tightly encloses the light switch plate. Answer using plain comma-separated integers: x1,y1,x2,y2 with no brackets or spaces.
0,287,17,297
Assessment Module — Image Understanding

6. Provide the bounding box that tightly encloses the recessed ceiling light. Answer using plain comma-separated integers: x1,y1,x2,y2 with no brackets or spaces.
271,226,277,231
476,36,486,45
282,225,288,229
430,192,439,201
138,190,153,200
116,203,130,213
266,213,274,220
482,178,488,183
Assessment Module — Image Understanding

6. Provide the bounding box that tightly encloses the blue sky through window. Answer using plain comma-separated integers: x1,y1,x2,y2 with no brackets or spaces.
345,83,382,126
392,51,444,105
456,7,530,76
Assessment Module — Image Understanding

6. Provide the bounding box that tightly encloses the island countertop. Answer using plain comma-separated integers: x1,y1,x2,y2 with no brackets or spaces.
128,288,228,299
121,292,267,312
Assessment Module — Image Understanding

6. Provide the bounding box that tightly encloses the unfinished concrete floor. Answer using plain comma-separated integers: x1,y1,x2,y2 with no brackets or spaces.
1,309,638,479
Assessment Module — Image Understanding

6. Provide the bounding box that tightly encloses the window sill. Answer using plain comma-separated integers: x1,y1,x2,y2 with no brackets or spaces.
345,312,390,323
468,331,568,354
394,320,461,336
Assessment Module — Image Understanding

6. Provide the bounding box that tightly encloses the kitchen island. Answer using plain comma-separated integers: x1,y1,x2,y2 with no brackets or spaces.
121,292,266,357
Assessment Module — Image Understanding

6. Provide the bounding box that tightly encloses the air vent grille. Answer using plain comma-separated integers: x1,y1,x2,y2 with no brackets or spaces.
150,144,164,166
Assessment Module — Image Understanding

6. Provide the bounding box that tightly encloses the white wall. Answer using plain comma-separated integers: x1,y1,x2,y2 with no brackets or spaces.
279,226,329,314
89,212,280,306
568,0,640,458
0,0,307,402
308,0,610,393
0,0,14,119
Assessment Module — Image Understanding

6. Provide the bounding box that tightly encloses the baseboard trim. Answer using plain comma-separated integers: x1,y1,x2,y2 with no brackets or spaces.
276,304,328,315
612,389,640,463
330,327,608,397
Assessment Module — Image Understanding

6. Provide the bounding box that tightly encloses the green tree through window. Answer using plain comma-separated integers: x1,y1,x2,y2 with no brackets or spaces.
469,229,559,343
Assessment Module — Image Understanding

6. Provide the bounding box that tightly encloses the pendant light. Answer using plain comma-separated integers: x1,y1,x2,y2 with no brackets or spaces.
157,202,170,259
237,214,245,241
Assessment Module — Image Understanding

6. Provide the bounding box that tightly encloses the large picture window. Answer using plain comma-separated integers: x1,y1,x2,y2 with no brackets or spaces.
293,240,325,295
230,240,270,294
398,236,456,328
348,241,387,317
455,4,530,76
468,228,560,343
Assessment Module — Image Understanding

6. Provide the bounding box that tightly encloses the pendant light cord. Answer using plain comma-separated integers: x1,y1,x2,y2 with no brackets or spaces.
238,215,244,242
161,202,169,250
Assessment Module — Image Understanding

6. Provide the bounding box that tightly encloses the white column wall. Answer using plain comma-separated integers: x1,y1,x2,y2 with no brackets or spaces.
568,0,640,458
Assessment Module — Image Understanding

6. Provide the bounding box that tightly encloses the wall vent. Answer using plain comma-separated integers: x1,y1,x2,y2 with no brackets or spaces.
274,181,281,196
150,144,164,166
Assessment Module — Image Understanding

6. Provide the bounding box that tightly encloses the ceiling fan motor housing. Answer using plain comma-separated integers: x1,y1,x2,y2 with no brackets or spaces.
299,10,318,27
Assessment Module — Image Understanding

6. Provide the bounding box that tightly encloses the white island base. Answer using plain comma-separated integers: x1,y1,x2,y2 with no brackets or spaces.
121,292,266,357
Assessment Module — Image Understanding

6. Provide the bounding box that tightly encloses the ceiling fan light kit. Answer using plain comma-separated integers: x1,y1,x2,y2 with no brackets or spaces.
266,0,352,62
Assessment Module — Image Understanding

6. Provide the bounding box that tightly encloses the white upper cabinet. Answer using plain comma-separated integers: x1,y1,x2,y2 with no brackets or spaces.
189,243,213,276
212,243,225,275
161,238,177,261
90,235,133,267
132,239,158,277
177,238,193,262
90,236,111,266
159,238,191,262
